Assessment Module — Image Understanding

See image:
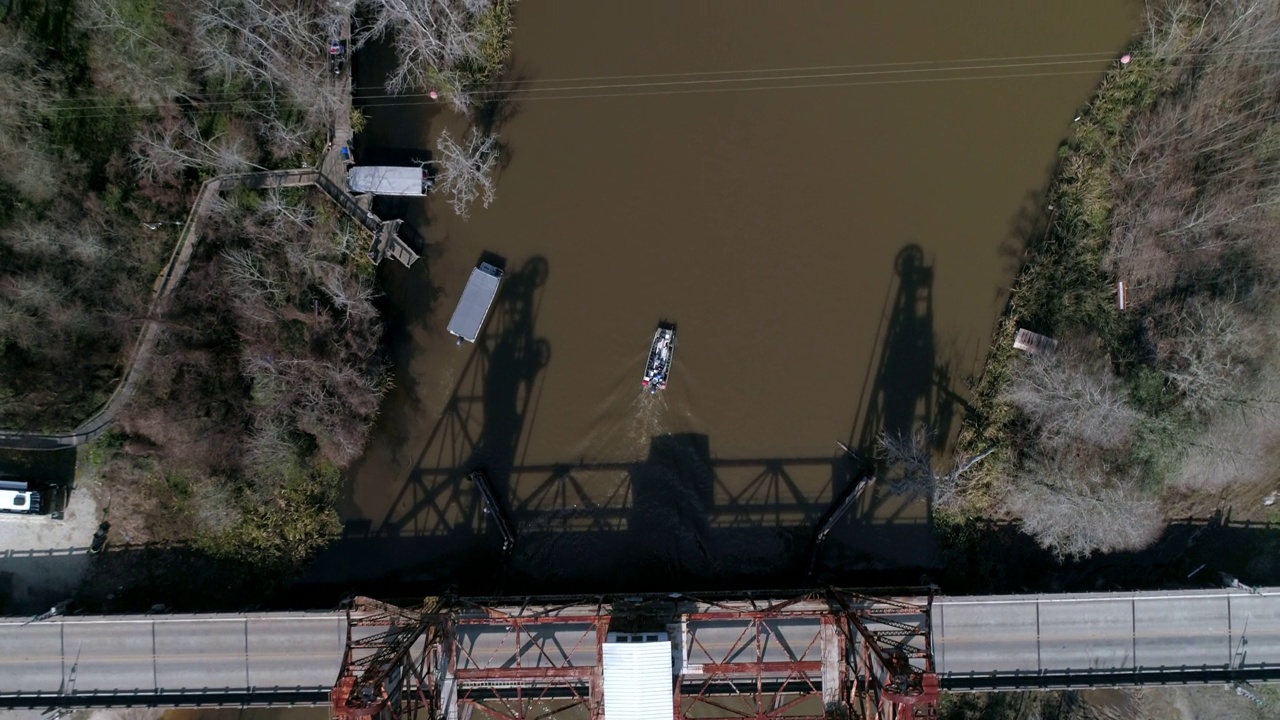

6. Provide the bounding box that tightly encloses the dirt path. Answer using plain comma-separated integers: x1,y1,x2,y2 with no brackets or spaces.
0,170,327,451
0,11,372,452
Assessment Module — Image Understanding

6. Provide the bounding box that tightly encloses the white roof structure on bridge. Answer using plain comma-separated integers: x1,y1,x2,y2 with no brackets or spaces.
603,633,673,720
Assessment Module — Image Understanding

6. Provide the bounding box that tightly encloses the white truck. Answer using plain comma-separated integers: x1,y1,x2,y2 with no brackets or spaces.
0,480,42,515
346,166,431,196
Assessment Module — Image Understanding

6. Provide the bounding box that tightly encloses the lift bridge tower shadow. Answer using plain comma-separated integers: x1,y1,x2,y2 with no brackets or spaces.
811,244,955,579
303,256,550,594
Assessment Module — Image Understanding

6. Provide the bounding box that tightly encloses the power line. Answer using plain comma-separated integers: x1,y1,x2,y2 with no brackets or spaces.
350,49,1127,95
357,69,1118,108
36,47,1280,119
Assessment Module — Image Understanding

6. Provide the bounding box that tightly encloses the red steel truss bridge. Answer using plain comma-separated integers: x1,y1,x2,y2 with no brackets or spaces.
6,587,1280,718
330,589,937,720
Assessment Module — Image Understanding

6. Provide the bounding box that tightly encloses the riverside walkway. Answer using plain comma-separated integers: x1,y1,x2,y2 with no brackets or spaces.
0,10,414,451
0,169,315,451
0,162,413,451
2,587,1279,710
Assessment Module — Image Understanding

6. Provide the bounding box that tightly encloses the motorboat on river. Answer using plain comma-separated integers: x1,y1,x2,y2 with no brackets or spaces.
642,323,676,393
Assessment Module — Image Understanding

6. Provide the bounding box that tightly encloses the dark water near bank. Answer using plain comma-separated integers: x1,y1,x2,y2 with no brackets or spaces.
318,1,1141,594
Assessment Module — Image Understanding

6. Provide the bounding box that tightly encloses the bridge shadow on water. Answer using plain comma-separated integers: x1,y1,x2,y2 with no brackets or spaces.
295,244,965,597
16,245,1280,612
4,241,1257,616
808,244,964,579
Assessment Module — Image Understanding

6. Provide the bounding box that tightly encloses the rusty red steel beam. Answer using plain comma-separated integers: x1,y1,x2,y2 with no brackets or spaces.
683,609,829,621
455,615,607,626
681,693,826,720
686,661,824,676
455,666,597,681
461,698,590,720
458,700,516,720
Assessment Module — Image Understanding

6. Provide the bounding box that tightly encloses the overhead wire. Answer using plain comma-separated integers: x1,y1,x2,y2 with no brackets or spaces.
36,44,1280,120
356,69,1115,108
349,44,1280,96
349,49,1127,95
34,48,1132,114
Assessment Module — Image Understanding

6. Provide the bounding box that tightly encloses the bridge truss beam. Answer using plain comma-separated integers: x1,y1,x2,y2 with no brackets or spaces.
331,597,443,720
330,591,939,720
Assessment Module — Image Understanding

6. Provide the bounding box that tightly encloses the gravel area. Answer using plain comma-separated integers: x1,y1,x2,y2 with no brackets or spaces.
0,460,102,615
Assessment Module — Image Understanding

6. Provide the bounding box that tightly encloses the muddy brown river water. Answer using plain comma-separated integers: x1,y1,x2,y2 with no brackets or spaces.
319,1,1141,594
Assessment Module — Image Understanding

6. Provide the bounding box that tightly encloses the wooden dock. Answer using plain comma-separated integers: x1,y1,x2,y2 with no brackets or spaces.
1013,328,1059,355
368,220,419,266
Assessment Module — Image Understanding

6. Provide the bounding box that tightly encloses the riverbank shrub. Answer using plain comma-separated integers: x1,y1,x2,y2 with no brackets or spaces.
355,0,517,112
958,0,1280,558
106,189,385,562
0,0,391,577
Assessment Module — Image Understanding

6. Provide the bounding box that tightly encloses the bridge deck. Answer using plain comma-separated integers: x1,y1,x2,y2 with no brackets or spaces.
936,587,1280,690
3,588,1279,709
0,611,347,708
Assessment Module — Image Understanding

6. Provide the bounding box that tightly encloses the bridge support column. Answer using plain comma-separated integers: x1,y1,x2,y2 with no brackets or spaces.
331,597,444,720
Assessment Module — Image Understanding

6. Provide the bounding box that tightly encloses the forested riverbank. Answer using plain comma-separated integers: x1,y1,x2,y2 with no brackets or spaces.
0,0,514,594
947,0,1280,561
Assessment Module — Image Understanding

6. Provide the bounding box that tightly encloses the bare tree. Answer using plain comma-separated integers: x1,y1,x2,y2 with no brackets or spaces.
132,121,203,182
191,0,341,131
1002,342,1140,450
431,127,499,219
75,0,193,105
0,143,65,204
1,273,66,310
0,24,58,132
3,220,106,264
191,478,243,535
223,248,285,306
1156,295,1266,415
353,0,494,106
0,295,42,352
876,428,993,511
245,415,296,473
320,265,379,323
0,24,65,202
1005,451,1163,559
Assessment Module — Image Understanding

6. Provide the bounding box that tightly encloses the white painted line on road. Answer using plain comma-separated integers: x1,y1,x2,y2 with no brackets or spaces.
938,589,1278,606
0,614,348,627
937,627,1280,644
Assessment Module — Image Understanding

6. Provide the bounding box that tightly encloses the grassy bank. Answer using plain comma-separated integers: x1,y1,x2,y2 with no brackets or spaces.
955,52,1170,511
952,0,1280,559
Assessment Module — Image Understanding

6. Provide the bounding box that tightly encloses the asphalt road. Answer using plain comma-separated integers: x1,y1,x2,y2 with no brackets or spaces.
935,588,1280,687
0,612,347,706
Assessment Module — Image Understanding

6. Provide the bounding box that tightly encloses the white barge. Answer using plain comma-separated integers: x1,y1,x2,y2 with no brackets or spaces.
347,165,430,196
447,262,504,344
